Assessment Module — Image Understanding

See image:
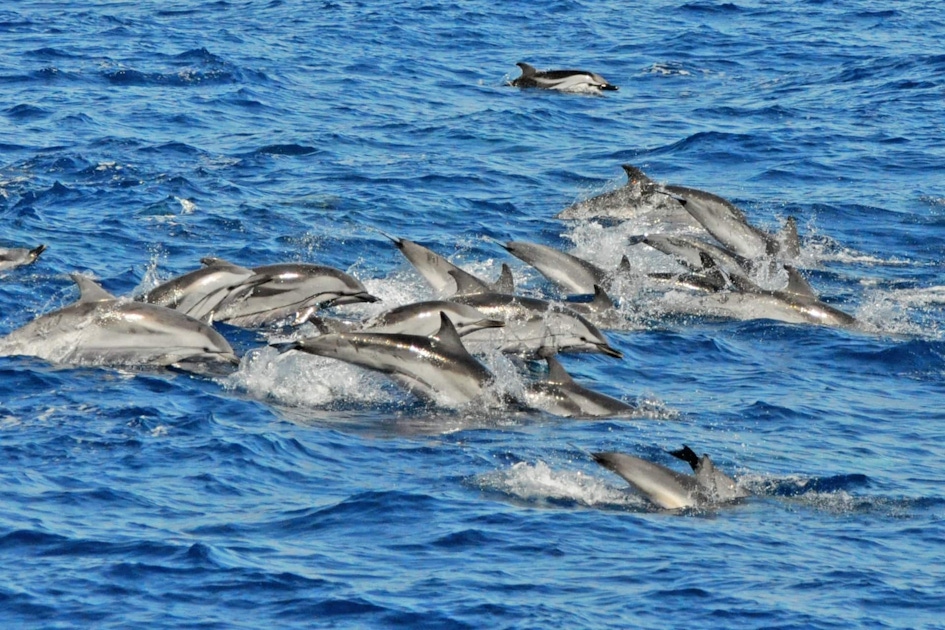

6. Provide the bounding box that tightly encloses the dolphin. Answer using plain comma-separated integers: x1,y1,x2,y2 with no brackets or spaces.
679,265,857,328
0,274,238,370
0,244,47,271
555,164,700,224
561,284,623,328
634,234,816,298
592,451,702,510
452,287,623,358
613,252,727,295
669,445,747,503
360,300,505,337
387,235,513,296
138,257,255,321
592,446,745,509
502,241,609,295
213,263,378,328
525,354,637,418
284,312,495,405
509,62,618,93
673,193,780,260
684,286,858,328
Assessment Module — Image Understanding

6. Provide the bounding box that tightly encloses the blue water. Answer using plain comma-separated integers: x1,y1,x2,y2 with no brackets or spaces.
2,1,944,627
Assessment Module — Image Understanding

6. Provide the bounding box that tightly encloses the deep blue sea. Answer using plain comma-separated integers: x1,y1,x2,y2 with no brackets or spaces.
2,1,944,627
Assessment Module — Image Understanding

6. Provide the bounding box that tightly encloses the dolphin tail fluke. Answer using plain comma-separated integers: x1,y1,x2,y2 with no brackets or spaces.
668,445,700,472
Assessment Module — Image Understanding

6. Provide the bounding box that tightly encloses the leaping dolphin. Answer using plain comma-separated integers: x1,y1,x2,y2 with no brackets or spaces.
502,241,609,295
360,300,505,337
138,257,255,321
451,283,623,359
0,274,238,371
0,244,47,272
555,164,699,224
592,445,746,510
509,62,618,93
283,312,495,406
680,262,857,328
386,235,513,297
213,263,378,328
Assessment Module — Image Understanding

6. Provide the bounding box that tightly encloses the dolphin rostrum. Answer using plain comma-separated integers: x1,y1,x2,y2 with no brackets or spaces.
283,312,495,406
592,446,745,510
0,244,47,272
525,354,637,418
509,62,618,93
0,274,238,370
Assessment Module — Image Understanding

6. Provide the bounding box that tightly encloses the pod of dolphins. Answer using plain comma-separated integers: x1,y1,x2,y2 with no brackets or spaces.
0,62,870,511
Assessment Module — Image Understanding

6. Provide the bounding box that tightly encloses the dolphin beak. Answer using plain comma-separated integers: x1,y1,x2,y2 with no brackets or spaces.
460,318,505,337
330,292,379,306
597,343,624,359
601,84,618,91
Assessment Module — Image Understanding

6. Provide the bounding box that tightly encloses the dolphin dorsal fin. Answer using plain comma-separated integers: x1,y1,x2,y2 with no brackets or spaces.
71,274,115,302
779,216,801,259
617,255,633,275
492,263,515,293
200,256,244,271
783,265,817,299
544,354,575,385
432,311,468,352
516,62,537,77
447,268,490,296
589,284,615,312
621,164,652,187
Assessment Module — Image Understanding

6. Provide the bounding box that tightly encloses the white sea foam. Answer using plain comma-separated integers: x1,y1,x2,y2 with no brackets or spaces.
476,460,648,509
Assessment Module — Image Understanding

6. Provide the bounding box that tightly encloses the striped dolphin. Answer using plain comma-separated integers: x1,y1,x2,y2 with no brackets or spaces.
386,234,513,297
525,354,637,418
360,300,505,337
213,263,378,328
502,240,609,295
138,257,254,322
0,244,46,272
593,445,745,510
0,274,237,371
283,312,495,406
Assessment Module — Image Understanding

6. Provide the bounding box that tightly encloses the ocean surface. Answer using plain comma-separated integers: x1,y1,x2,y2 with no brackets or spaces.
2,1,944,627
